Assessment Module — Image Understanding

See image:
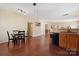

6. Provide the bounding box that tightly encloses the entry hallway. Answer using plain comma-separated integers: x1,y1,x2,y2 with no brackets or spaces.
0,33,79,56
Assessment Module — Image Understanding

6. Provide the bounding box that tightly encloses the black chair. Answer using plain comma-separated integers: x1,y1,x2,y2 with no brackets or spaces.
7,31,15,46
17,31,25,43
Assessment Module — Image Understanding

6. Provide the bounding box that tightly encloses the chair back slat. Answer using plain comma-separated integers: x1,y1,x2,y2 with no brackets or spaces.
18,31,25,34
7,31,10,40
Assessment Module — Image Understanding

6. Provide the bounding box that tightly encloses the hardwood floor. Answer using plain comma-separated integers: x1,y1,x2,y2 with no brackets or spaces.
0,34,79,56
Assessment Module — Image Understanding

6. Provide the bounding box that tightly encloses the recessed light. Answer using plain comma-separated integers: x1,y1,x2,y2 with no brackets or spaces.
62,13,69,16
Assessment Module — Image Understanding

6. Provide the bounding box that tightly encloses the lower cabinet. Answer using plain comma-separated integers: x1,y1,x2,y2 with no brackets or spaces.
59,33,66,48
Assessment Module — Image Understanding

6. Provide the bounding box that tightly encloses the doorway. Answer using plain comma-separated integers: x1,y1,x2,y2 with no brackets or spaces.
45,24,49,36
27,22,32,37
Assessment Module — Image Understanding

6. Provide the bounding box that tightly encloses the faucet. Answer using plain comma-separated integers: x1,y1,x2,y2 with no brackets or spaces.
67,25,71,32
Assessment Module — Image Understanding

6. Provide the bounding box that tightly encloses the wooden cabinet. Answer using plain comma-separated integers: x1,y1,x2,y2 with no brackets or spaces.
59,32,79,51
59,33,66,48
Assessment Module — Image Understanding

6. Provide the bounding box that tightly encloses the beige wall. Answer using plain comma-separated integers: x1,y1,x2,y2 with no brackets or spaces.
0,9,28,43
0,10,45,43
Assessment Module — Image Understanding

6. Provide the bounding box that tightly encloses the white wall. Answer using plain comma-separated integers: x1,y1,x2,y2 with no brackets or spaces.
0,9,28,43
28,20,45,37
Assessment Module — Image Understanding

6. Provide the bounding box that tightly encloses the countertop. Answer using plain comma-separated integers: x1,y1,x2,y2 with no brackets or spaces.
60,32,79,35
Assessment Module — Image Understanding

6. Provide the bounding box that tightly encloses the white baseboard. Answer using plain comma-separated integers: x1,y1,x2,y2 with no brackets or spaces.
32,34,44,37
0,40,8,43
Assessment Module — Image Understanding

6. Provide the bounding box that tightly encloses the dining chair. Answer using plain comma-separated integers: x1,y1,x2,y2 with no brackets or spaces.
17,31,25,43
7,31,15,46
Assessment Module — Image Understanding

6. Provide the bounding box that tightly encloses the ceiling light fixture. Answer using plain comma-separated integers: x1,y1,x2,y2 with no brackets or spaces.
62,13,69,16
32,3,38,18
17,8,26,15
33,3,36,6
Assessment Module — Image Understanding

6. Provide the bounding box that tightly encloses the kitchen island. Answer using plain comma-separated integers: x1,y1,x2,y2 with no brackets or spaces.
59,32,79,51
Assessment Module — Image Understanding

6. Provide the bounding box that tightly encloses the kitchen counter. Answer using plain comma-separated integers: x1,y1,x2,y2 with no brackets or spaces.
59,28,79,33
59,32,79,51
60,32,79,35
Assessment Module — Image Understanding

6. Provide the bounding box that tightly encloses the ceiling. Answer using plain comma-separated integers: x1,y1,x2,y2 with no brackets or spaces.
0,3,79,21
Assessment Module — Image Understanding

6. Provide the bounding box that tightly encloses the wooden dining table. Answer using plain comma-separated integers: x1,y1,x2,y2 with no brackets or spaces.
11,30,25,44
